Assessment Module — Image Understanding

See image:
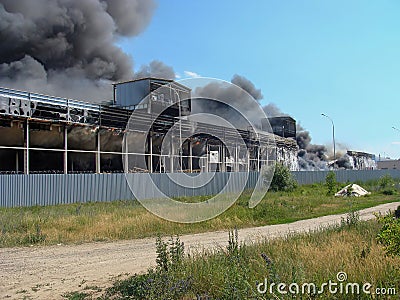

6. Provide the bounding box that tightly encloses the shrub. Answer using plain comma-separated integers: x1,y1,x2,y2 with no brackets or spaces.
382,189,396,195
379,174,394,189
106,235,191,299
378,174,397,195
325,171,337,195
341,210,360,227
268,163,298,192
377,212,400,256
155,235,185,272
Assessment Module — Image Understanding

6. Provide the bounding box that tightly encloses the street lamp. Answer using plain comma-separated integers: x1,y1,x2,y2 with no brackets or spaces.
321,113,336,163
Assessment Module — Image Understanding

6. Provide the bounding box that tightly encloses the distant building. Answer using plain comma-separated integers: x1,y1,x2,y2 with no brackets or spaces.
346,150,377,170
377,159,400,170
333,150,377,170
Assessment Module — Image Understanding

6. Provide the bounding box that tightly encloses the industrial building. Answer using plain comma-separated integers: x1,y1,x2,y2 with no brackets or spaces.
0,78,299,175
377,159,400,170
345,151,377,170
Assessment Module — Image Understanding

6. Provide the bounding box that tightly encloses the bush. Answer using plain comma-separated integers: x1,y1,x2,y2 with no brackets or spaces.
268,163,298,192
378,174,397,195
155,235,185,272
106,235,191,299
377,212,400,256
382,189,396,195
341,210,360,227
325,171,337,195
379,174,394,189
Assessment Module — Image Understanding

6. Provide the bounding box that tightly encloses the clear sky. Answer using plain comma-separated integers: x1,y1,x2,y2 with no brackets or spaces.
119,0,400,159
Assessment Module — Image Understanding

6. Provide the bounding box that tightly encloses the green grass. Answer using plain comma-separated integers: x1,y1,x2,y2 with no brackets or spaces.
96,219,400,300
0,182,399,248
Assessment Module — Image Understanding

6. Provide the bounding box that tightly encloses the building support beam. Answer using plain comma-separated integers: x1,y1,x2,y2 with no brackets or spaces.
235,144,239,172
148,132,153,172
64,125,68,174
170,135,174,173
124,134,129,173
24,119,29,174
247,150,250,173
189,140,192,173
96,129,101,174
221,144,225,172
15,151,19,173
206,141,209,173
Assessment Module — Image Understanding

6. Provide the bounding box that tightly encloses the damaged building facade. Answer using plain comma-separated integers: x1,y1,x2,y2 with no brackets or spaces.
339,151,377,170
0,78,299,174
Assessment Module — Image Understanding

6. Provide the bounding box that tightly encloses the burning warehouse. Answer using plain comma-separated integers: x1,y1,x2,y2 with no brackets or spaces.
0,78,299,174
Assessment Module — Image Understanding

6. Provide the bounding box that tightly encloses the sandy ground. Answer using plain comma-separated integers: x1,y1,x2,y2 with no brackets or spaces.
1,201,399,299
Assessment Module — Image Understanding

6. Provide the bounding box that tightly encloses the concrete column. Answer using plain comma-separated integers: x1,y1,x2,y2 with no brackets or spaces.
170,135,174,173
15,151,19,173
64,125,68,174
235,144,239,172
221,144,225,172
24,119,29,174
247,150,250,173
148,132,153,172
189,140,192,173
124,134,129,173
206,142,209,173
96,129,101,173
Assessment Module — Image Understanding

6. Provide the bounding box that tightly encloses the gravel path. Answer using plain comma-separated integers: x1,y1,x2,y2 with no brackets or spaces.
1,201,399,299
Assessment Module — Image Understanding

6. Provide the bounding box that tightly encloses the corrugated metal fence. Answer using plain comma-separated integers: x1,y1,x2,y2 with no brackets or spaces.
0,172,259,208
293,169,400,185
1,170,400,208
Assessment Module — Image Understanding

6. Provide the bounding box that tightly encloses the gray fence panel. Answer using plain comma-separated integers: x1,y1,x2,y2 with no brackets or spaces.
292,170,400,185
2,170,400,208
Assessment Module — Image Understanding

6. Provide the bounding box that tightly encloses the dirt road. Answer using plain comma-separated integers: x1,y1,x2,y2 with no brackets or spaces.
1,202,399,299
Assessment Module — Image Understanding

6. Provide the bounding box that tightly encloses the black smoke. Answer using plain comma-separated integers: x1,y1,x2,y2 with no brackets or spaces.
231,74,263,101
191,74,267,130
134,60,176,80
200,74,334,170
294,128,328,170
0,0,158,102
191,75,330,169
263,103,288,118
335,155,353,169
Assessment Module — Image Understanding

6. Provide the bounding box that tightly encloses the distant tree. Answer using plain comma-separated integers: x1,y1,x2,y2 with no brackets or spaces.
268,163,298,192
378,174,394,190
378,174,397,195
325,171,337,195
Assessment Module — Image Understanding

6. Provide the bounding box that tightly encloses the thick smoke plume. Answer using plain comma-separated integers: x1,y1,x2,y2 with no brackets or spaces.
192,74,341,170
134,60,176,80
191,74,268,130
263,103,288,118
231,74,263,101
0,0,158,102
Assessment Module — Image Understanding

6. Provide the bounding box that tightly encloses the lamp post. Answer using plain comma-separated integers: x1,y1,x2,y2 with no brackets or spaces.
393,127,400,160
321,113,336,163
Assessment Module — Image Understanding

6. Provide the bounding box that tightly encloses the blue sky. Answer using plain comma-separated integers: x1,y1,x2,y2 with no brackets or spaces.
119,0,400,159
